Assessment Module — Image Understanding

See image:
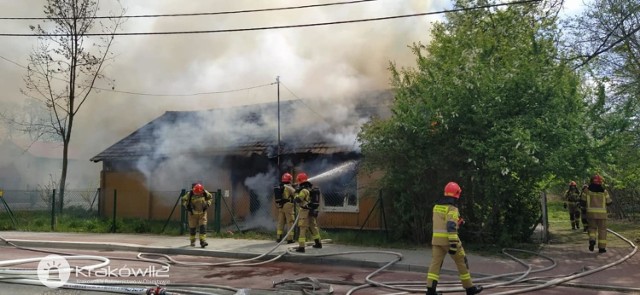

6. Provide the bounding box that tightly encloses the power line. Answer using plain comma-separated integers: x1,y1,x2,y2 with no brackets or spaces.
280,82,334,127
0,0,378,20
281,81,364,150
0,55,275,97
97,82,276,97
0,0,543,37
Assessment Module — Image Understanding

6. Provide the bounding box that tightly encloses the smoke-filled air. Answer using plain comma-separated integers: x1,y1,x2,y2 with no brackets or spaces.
0,1,442,190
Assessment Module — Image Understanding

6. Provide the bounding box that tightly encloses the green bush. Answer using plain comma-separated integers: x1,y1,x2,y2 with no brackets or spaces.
131,219,151,233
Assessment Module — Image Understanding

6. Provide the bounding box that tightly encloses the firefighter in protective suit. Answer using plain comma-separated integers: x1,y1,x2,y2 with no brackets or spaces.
181,183,213,248
580,174,613,253
293,172,322,253
564,181,582,230
579,183,589,233
275,172,296,244
426,182,483,295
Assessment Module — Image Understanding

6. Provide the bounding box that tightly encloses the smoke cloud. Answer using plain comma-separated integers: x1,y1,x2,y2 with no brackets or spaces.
0,1,442,189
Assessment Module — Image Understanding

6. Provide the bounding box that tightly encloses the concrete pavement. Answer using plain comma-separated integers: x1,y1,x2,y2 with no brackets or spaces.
0,231,467,273
1,230,639,294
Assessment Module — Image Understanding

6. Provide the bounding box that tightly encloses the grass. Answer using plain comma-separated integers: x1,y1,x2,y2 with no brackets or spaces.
0,210,185,235
546,200,640,248
1,203,637,253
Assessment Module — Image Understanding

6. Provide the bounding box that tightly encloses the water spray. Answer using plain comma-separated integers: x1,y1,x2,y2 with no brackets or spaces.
307,160,358,183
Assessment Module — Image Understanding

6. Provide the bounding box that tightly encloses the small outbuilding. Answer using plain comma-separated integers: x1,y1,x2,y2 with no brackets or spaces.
91,94,393,231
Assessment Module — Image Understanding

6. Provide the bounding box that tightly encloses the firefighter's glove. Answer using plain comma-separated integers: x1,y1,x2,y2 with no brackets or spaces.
457,218,465,227
294,198,302,204
563,203,567,209
448,243,458,255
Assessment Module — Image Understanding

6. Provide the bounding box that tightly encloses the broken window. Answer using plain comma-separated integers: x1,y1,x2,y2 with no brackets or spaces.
316,168,358,212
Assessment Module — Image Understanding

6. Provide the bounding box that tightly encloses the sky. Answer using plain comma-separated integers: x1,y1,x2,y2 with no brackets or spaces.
0,0,443,156
0,0,591,189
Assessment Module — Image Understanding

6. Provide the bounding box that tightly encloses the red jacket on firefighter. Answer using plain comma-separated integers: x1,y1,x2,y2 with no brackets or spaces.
426,182,482,295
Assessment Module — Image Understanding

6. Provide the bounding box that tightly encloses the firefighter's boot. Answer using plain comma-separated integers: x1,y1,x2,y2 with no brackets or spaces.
276,235,283,243
599,248,607,253
200,240,208,248
466,285,483,295
426,281,438,295
295,246,305,253
189,228,197,247
287,239,295,244
313,239,323,249
589,240,596,252
571,223,576,230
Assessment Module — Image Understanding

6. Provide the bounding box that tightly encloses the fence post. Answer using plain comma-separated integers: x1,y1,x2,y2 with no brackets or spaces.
214,189,222,233
378,189,388,240
540,191,549,243
180,192,186,235
111,189,117,233
0,190,18,229
90,188,100,212
51,189,56,231
162,189,185,234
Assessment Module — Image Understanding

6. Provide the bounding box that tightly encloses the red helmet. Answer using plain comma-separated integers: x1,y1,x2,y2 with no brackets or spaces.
193,183,204,194
296,172,308,183
281,173,292,183
444,182,461,198
591,174,603,185
569,181,577,186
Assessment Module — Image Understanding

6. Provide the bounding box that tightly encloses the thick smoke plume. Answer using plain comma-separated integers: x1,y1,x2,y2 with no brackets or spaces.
0,1,438,191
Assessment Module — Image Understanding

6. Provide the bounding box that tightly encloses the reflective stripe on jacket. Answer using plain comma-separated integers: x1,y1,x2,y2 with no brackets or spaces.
565,189,580,203
182,191,213,213
432,202,460,246
283,184,296,202
582,190,612,219
296,187,310,209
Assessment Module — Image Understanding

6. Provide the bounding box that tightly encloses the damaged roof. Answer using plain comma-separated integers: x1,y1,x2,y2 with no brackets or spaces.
91,93,392,163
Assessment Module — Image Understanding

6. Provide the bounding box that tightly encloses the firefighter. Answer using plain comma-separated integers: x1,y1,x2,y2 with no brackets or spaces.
426,182,483,295
579,183,589,233
275,172,296,244
580,174,613,253
564,181,582,230
293,172,322,253
181,183,213,248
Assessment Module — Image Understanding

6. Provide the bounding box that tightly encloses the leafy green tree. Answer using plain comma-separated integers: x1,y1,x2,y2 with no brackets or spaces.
566,0,640,216
566,0,640,189
359,0,590,244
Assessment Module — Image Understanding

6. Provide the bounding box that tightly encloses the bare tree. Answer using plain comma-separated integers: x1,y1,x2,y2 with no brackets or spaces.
21,0,124,211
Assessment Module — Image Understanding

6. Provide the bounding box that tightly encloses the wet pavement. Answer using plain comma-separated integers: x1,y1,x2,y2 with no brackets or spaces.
0,231,638,294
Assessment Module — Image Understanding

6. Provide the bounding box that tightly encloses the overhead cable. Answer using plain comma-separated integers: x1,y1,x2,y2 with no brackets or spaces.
0,55,275,97
0,0,543,37
0,0,378,20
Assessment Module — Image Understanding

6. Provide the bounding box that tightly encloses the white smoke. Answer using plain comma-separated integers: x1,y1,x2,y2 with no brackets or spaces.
0,0,436,191
243,167,278,231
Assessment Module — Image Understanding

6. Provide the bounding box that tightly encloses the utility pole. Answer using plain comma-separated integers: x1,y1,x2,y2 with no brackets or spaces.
276,76,281,175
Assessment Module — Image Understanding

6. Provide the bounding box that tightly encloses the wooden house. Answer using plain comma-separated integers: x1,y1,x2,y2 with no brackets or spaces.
90,94,393,231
